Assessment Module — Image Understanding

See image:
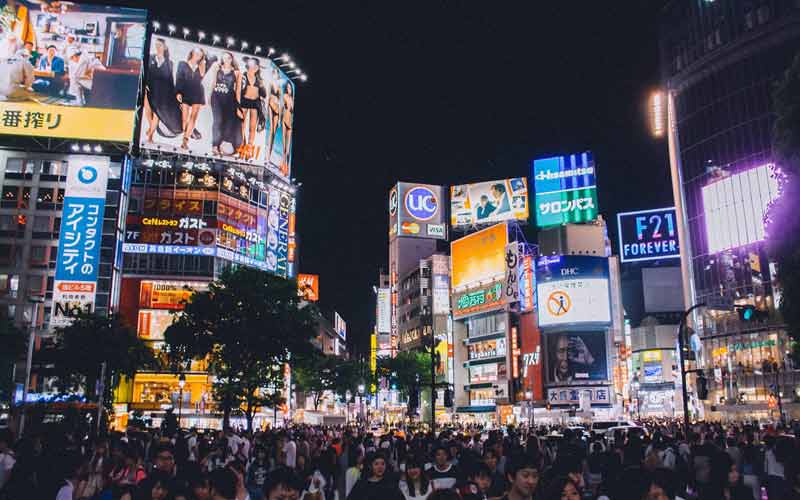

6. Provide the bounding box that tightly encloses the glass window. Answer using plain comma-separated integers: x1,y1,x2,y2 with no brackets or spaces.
0,215,13,230
40,160,62,176
30,246,46,261
5,158,23,173
2,186,18,202
28,275,43,293
32,216,50,232
37,188,54,204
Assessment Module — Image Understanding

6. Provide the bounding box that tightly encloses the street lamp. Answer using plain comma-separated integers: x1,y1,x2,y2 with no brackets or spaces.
177,373,186,430
19,296,43,438
632,373,641,421
345,390,352,426
357,384,365,426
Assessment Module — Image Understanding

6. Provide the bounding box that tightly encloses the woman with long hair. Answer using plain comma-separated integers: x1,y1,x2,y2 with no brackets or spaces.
399,458,431,500
143,38,182,142
280,82,294,174
239,57,267,159
208,51,242,156
175,47,207,150
266,66,282,163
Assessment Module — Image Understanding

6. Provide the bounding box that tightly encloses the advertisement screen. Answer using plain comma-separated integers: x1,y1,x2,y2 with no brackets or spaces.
393,182,447,240
0,1,146,142
451,222,508,291
297,274,319,301
544,331,608,384
450,178,528,228
536,255,610,327
533,152,598,228
51,157,109,328
642,267,683,313
139,35,294,179
139,280,208,310
617,207,679,263
334,312,346,341
701,164,779,253
468,337,506,360
137,309,175,341
376,288,391,333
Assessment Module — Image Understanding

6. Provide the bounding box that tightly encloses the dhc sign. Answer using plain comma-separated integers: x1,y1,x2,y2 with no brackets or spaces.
617,207,680,263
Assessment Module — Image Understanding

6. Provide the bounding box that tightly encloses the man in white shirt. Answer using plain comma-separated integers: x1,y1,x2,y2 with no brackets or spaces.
284,433,297,468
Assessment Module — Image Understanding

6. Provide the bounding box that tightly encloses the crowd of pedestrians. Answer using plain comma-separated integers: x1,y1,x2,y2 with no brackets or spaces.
0,418,798,500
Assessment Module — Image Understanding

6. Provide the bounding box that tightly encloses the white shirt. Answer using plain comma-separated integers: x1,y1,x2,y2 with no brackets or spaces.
285,440,297,468
0,56,34,100
0,451,15,490
56,480,74,500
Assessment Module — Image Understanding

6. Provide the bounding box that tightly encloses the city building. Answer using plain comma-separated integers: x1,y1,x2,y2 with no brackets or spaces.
660,0,800,420
628,319,683,419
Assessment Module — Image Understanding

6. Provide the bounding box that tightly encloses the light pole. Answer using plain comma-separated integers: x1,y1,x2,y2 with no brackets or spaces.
358,384,365,426
345,390,352,426
632,373,641,421
19,296,43,438
177,373,186,430
677,303,705,435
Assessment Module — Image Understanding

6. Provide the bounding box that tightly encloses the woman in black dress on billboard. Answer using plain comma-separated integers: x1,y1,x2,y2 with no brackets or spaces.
175,47,207,149
280,82,294,175
208,51,242,156
239,57,267,159
266,66,282,163
143,38,182,142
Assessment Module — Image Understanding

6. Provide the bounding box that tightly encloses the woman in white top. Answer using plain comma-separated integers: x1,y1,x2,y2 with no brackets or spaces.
399,458,432,500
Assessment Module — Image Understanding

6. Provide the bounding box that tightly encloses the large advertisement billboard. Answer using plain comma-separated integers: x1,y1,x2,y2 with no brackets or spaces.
0,1,146,142
544,330,608,385
532,152,598,228
376,287,391,333
297,274,319,301
139,35,294,179
139,280,208,310
536,255,611,328
50,156,109,328
617,207,680,263
450,178,529,228
451,222,508,291
334,312,346,341
391,182,447,240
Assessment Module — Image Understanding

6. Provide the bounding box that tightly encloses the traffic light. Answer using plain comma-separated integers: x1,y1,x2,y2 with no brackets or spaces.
696,371,708,400
444,388,453,408
736,305,767,323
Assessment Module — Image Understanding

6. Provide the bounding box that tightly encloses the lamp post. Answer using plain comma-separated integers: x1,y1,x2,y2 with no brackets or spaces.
358,384,365,426
632,373,641,421
177,373,186,430
345,390,352,426
19,296,43,438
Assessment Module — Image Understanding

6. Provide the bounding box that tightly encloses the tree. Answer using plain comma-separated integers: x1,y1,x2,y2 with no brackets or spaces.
376,350,432,397
164,267,318,431
293,351,337,411
769,53,800,359
0,317,24,405
48,313,157,409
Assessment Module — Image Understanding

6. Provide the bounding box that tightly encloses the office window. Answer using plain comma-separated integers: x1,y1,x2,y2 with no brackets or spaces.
30,246,46,262
2,186,18,202
33,216,50,232
40,160,63,176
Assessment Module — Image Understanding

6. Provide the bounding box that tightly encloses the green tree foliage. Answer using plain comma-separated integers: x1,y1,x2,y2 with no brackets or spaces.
770,53,800,358
49,313,156,400
376,350,432,397
293,350,337,411
164,267,317,430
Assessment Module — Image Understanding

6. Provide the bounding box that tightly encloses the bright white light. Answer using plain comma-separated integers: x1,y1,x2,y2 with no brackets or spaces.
226,37,235,47
198,31,206,41
268,47,275,56
288,61,296,69
70,143,80,152
182,27,190,37
93,145,102,153
241,41,249,50
300,74,307,82
167,24,176,34
281,52,289,61
212,34,221,44
82,144,91,153
650,91,665,137
152,21,161,30
702,164,779,253
254,45,262,54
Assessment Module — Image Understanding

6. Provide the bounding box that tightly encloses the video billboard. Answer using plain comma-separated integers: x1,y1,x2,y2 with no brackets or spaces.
297,274,319,301
139,35,294,179
376,288,391,333
536,255,611,327
50,157,109,328
0,1,146,142
532,152,598,228
701,164,779,254
450,178,528,228
451,222,508,291
544,330,608,384
617,207,679,263
139,280,208,309
391,182,447,240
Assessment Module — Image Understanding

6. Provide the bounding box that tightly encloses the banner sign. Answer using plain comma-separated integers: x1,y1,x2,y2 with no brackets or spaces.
454,282,503,318
617,207,679,263
533,152,598,228
51,157,109,328
547,385,611,406
504,242,520,303
536,255,611,327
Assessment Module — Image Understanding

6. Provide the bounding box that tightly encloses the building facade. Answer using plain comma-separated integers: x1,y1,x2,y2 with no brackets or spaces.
660,0,800,419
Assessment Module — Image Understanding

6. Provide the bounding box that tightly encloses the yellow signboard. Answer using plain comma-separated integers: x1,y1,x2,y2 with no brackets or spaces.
642,350,662,363
451,222,508,290
0,102,136,142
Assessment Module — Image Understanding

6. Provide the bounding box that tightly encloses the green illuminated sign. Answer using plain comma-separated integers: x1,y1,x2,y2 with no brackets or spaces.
455,283,502,317
535,187,598,228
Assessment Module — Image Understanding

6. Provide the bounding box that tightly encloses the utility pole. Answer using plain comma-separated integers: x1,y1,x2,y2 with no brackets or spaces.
19,298,42,438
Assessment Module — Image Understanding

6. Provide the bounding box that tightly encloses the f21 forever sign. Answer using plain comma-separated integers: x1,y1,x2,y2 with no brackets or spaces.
617,207,680,263
535,255,611,328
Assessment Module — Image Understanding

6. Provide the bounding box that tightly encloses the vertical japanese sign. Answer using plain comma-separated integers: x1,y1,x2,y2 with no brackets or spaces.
50,156,109,328
504,242,520,303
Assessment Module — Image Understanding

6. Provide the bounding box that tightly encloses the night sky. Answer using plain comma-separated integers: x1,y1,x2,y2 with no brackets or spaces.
126,0,673,351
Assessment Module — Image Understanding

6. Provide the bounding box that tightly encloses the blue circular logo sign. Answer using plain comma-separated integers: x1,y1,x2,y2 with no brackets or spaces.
77,165,98,184
404,186,438,221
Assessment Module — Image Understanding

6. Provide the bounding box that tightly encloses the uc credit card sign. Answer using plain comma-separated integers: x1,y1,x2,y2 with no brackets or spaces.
616,207,680,263
51,157,110,328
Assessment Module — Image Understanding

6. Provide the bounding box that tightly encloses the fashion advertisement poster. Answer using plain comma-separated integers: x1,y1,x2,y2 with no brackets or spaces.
544,330,608,385
140,35,294,178
0,1,146,141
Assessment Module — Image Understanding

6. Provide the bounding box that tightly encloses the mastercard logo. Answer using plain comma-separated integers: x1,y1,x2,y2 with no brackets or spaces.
401,221,420,234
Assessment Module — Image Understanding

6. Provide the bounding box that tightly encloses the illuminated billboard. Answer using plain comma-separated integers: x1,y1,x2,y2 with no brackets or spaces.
334,312,346,341
617,207,679,263
451,222,508,291
390,182,447,240
544,330,609,385
701,164,779,254
453,282,503,318
139,280,208,310
376,288,391,333
532,152,598,228
139,35,294,179
50,157,109,328
0,1,146,142
450,178,529,228
535,255,610,328
297,274,319,301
